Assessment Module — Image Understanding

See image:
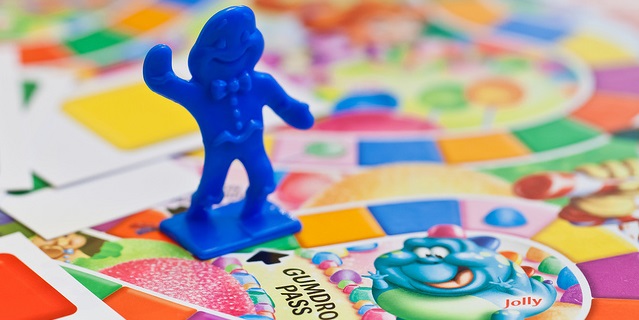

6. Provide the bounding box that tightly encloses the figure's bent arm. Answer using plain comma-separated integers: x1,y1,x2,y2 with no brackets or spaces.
143,44,201,107
258,73,314,129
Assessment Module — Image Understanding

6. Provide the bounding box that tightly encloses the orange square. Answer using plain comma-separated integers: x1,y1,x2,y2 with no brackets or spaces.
572,92,639,132
587,299,639,319
296,207,385,247
107,210,176,244
104,287,196,320
114,5,178,33
20,42,72,63
438,0,503,25
0,253,77,319
438,133,530,164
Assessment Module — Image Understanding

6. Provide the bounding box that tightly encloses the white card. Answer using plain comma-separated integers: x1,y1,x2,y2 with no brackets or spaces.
0,232,123,319
0,45,33,191
28,68,202,187
28,58,327,188
0,159,200,239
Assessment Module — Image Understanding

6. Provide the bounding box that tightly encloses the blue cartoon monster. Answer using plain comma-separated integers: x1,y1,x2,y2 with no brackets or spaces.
142,6,313,258
366,227,557,320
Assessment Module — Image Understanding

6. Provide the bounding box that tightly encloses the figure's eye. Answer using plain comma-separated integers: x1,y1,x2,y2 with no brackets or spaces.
241,30,250,43
214,39,227,49
413,247,431,258
431,246,450,259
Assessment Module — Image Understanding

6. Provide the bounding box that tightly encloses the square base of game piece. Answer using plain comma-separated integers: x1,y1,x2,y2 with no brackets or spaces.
160,200,301,260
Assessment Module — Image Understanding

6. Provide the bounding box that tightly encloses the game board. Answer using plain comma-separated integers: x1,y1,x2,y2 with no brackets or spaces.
3,0,639,319
3,0,222,73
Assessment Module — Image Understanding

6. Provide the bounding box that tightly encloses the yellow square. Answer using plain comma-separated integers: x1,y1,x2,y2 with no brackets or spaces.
63,82,198,150
532,219,637,263
296,207,386,248
561,33,636,67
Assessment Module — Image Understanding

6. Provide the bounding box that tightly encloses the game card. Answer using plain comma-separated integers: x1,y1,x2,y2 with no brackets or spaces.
0,159,201,240
27,67,202,187
0,232,123,319
28,58,326,188
0,45,32,191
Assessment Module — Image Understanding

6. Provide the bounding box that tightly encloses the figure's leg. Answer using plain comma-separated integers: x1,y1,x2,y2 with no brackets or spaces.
239,146,275,220
188,149,234,219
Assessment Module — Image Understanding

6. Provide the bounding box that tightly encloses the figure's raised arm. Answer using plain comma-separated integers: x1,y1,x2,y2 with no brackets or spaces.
143,44,201,107
260,73,314,130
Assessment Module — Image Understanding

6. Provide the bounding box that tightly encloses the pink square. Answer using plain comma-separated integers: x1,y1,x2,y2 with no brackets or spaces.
272,134,357,167
461,197,559,238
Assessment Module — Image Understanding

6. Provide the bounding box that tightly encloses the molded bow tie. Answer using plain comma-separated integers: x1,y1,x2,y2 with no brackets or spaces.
210,72,252,102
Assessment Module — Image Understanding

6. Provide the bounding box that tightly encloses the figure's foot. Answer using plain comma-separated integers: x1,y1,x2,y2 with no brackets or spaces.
160,200,300,259
184,205,209,220
188,193,224,219
240,199,266,221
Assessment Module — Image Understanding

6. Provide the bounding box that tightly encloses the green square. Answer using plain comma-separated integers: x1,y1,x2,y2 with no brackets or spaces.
0,222,35,238
63,266,122,299
64,29,130,55
513,118,600,152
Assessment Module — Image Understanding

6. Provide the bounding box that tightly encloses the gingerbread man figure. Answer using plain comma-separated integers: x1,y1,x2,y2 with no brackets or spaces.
143,6,313,259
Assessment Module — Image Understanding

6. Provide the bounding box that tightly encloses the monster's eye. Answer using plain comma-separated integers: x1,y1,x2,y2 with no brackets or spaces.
431,246,450,259
413,247,431,258
241,30,250,43
214,39,227,49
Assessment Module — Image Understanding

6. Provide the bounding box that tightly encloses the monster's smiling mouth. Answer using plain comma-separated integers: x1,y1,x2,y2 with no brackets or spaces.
424,267,474,289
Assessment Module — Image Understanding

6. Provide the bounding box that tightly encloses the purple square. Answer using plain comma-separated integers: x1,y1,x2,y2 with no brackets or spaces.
577,253,639,299
0,210,13,225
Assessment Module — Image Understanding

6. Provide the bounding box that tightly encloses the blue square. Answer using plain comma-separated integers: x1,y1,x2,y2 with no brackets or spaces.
368,200,461,235
496,18,569,42
358,140,442,165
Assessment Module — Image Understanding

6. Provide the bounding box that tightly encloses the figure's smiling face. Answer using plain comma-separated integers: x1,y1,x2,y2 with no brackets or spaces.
188,6,264,83
374,237,514,297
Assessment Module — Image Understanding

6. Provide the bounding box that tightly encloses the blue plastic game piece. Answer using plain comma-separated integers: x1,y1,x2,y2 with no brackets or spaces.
143,6,313,259
484,207,527,227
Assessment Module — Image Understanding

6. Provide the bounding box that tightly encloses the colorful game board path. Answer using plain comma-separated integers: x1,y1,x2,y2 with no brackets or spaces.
18,0,213,70
53,0,639,172
293,196,638,317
